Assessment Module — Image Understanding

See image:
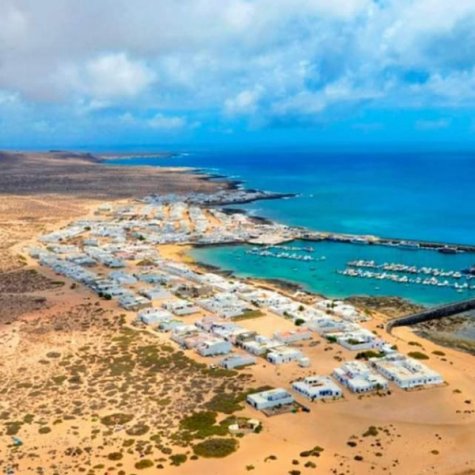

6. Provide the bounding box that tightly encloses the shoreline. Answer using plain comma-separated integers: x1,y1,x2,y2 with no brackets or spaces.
2,152,473,475
183,244,475,356
3,151,475,475
104,153,475,250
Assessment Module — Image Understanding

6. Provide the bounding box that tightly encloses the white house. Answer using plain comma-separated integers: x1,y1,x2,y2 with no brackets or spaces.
336,329,383,351
372,353,443,389
219,355,257,369
292,375,343,401
138,308,173,325
267,347,304,365
247,388,294,410
241,335,281,356
158,319,184,332
274,328,313,344
196,337,232,357
163,299,200,316
333,361,388,393
197,292,250,319
141,286,172,301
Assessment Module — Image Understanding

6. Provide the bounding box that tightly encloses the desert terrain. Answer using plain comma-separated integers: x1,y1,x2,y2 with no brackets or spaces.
0,152,474,475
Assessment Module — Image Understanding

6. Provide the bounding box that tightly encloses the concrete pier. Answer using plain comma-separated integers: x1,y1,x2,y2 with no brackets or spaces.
386,297,475,333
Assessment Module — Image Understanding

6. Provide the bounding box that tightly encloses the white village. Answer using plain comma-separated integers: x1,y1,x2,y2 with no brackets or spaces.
27,190,444,419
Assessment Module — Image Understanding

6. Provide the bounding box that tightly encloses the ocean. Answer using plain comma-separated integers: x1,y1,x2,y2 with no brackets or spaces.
108,149,475,305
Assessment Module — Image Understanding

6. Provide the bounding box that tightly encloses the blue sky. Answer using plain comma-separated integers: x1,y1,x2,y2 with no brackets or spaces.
1,0,475,149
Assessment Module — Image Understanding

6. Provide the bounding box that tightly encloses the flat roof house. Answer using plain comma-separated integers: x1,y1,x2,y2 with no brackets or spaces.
196,337,232,357
267,347,304,365
274,328,313,344
163,299,200,316
138,308,173,325
247,388,294,411
219,355,257,369
333,361,388,393
372,353,443,389
292,375,343,401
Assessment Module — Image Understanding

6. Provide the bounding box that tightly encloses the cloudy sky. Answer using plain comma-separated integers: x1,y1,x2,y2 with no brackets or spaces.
1,0,475,149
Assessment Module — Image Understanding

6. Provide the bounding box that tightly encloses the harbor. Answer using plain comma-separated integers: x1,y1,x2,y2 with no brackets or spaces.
191,239,475,306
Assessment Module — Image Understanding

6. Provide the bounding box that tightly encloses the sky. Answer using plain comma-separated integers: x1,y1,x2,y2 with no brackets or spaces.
1,0,475,149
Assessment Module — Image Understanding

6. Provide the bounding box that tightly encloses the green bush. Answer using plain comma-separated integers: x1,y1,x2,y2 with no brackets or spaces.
179,411,228,440
134,459,154,469
363,426,378,437
408,351,429,360
192,438,238,458
108,452,123,461
100,413,134,426
169,454,187,466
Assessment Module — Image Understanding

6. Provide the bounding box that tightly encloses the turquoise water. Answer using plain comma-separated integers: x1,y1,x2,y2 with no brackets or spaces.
190,240,475,306
108,149,475,245
108,149,475,305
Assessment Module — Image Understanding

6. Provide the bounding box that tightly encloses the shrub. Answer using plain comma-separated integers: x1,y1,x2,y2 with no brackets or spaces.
363,426,378,437
134,459,154,469
169,454,187,466
100,413,134,426
299,446,324,457
108,452,123,461
5,421,23,435
192,438,238,458
126,424,150,436
179,411,227,439
355,351,383,360
408,351,429,360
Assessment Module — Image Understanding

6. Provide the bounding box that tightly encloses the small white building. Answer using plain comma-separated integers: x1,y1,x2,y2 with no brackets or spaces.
292,375,343,401
158,319,184,332
141,286,172,301
274,328,312,344
336,329,383,351
372,353,443,389
267,347,304,365
247,388,294,410
241,335,281,356
163,299,200,316
219,355,257,369
333,361,388,393
138,308,173,325
196,337,232,357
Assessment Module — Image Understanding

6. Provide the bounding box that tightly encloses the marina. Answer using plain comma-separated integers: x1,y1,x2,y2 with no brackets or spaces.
246,247,319,262
190,240,475,306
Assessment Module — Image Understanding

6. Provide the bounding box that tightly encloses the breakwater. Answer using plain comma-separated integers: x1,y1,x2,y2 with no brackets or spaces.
300,231,475,254
386,297,475,333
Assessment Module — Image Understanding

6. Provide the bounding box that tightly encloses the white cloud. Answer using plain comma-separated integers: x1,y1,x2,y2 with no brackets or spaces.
225,88,263,115
0,3,28,46
0,90,19,105
0,0,475,140
147,114,187,130
63,53,155,100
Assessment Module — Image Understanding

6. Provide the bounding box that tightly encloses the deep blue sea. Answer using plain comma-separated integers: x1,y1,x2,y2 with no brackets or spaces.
108,149,475,305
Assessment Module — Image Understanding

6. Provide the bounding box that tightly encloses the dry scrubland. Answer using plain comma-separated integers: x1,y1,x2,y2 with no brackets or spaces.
0,152,474,475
